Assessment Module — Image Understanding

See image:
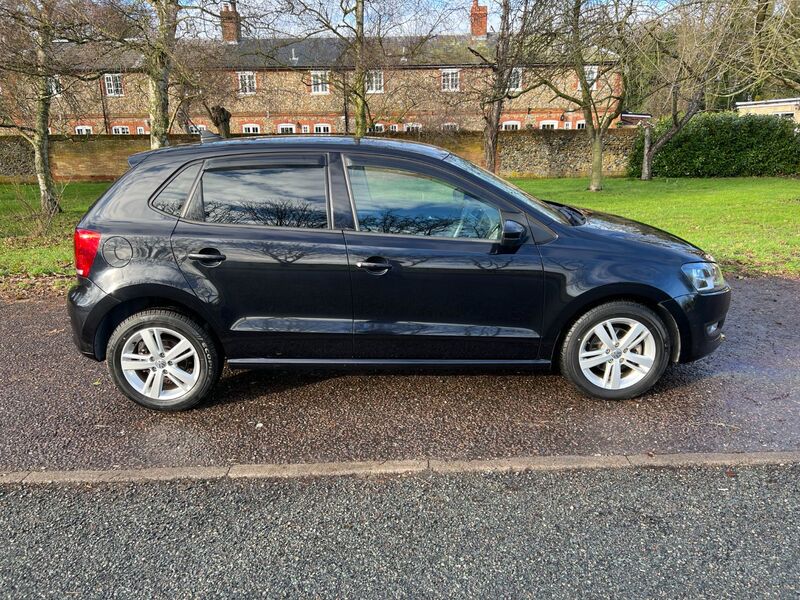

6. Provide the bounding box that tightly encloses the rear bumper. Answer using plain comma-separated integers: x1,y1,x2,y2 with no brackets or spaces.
661,287,731,363
67,277,119,360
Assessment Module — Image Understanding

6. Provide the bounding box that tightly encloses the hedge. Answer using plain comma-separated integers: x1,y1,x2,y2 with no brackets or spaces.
628,112,800,177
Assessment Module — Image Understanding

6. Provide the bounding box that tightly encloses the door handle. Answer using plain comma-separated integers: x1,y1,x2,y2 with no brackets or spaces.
356,258,392,274
187,250,226,263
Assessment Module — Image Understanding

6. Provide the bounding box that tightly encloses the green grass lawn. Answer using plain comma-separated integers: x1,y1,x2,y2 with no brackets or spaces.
1,176,798,278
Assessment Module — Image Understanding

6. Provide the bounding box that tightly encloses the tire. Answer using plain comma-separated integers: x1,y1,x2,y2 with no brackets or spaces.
560,301,671,401
107,309,221,411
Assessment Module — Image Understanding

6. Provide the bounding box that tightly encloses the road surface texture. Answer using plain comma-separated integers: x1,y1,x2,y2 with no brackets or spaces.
1,276,798,471
2,463,798,597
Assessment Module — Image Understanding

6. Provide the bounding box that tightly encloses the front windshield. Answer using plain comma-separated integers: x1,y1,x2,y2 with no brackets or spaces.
444,154,568,223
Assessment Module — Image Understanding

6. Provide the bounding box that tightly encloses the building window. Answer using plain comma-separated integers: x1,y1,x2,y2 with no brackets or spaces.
404,123,422,132
48,76,63,98
540,121,558,130
277,123,295,134
366,70,384,94
136,126,145,134
579,66,598,90
441,69,460,92
389,124,398,132
367,123,384,133
507,68,522,93
104,73,123,97
563,122,572,129
441,122,459,131
242,124,261,134
301,125,310,133
314,123,331,133
576,120,587,130
501,121,520,131
238,71,256,95
188,124,207,134
74,126,92,135
775,112,795,119
311,70,329,94
111,125,130,135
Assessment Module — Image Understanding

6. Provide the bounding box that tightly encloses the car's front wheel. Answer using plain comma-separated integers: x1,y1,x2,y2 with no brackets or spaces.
560,301,671,400
107,309,221,410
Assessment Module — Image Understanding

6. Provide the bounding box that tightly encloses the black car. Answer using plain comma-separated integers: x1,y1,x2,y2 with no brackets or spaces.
68,136,730,410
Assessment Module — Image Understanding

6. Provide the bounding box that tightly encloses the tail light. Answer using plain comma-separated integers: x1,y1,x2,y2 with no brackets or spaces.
74,229,101,277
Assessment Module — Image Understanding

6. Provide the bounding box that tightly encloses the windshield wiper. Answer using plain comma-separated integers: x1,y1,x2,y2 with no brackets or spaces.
549,203,586,226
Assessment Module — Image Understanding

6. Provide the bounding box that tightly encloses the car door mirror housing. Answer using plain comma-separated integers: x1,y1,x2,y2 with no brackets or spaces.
498,219,527,250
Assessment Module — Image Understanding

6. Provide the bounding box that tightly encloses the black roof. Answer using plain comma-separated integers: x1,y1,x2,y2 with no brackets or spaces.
128,135,452,167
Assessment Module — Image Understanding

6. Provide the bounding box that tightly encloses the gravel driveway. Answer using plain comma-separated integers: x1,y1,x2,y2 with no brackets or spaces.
0,276,798,471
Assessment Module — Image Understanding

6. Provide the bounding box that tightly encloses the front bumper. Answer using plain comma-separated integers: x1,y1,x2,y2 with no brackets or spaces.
660,287,731,363
67,277,119,360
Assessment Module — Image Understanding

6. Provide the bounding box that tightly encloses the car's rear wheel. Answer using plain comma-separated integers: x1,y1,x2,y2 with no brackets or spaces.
107,309,220,411
560,301,670,400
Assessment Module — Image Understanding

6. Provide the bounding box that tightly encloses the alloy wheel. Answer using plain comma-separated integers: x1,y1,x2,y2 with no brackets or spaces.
578,317,657,390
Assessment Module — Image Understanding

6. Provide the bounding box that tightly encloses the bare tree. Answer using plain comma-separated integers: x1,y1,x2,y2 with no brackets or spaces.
633,0,753,180
466,0,554,172
528,0,637,191
277,0,456,136
0,0,102,215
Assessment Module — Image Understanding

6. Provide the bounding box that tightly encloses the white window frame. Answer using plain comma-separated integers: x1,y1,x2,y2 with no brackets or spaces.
540,120,558,130
242,123,261,134
501,120,521,131
389,124,399,132
74,126,93,135
404,122,422,132
311,70,330,95
441,69,460,92
563,122,572,130
507,67,523,93
48,76,63,98
104,73,123,97
301,125,310,133
313,123,331,134
441,122,459,131
576,120,587,130
370,123,385,133
237,71,257,95
188,124,207,135
579,66,598,91
136,126,145,134
366,70,384,94
277,123,295,134
111,125,130,135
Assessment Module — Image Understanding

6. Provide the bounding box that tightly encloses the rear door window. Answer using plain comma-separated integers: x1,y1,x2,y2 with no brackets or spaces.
201,165,328,229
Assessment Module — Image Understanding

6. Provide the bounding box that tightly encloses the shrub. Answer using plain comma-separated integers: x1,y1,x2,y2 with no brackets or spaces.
628,112,800,177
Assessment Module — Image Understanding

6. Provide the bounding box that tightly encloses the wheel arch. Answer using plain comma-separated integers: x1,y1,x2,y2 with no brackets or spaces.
93,285,224,361
542,283,682,365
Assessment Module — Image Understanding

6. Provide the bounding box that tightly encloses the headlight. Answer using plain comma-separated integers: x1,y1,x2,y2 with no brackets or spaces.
681,262,727,293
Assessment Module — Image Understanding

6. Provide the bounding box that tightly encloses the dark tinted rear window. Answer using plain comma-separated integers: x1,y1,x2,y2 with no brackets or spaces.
152,163,201,216
201,166,328,228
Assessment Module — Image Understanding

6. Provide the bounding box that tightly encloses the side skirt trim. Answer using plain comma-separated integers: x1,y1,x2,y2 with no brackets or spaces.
227,358,551,368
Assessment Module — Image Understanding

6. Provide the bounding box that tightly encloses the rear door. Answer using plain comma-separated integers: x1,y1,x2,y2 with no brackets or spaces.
171,153,353,360
341,153,544,360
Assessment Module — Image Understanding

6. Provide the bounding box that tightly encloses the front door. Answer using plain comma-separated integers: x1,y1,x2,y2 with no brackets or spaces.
171,153,353,360
341,154,544,360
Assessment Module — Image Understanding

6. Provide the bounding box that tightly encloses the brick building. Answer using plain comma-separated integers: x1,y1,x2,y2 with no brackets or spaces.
23,0,622,137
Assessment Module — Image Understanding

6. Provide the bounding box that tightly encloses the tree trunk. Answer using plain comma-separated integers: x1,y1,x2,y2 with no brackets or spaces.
33,28,59,216
147,0,178,149
641,122,653,181
352,0,367,137
210,105,231,138
588,132,604,191
483,100,503,173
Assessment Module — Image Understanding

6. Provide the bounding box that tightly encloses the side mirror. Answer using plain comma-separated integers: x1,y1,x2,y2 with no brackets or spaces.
499,219,527,250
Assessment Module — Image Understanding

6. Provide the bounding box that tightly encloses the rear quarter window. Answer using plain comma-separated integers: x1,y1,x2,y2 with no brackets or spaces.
151,163,202,216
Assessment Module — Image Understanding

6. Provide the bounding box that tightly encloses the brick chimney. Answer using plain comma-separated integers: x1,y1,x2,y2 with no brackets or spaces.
470,0,488,39
221,1,241,44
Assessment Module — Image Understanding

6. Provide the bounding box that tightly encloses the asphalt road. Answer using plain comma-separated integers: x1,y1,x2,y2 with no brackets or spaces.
1,276,799,471
1,464,798,598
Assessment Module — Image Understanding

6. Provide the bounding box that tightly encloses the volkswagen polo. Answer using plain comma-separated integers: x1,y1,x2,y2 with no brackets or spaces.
68,136,730,410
